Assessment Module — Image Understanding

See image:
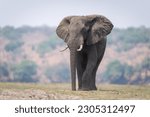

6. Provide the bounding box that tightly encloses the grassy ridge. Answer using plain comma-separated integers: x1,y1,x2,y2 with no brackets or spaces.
0,83,150,99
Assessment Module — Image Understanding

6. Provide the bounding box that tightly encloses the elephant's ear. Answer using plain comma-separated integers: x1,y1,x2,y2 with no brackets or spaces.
86,15,113,45
56,16,74,43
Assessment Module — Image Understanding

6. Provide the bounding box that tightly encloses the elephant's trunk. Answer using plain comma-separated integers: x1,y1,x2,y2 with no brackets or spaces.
70,51,76,91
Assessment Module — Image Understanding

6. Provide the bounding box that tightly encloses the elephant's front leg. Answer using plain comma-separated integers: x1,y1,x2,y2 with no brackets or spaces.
81,46,98,91
77,52,87,90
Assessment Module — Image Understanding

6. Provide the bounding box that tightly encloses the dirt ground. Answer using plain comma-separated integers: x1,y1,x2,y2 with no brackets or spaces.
0,83,150,100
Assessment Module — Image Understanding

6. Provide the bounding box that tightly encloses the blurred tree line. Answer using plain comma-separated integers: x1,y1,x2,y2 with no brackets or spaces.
0,25,55,40
102,57,150,84
0,60,37,82
0,26,63,54
108,26,150,51
0,26,149,84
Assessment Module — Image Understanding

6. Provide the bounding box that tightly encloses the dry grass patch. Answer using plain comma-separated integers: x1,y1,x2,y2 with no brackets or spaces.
0,83,150,100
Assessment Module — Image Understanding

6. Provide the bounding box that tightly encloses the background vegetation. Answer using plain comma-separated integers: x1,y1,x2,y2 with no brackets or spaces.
0,26,149,84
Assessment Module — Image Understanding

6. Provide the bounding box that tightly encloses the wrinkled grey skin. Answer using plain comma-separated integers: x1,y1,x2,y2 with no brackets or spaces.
56,15,113,91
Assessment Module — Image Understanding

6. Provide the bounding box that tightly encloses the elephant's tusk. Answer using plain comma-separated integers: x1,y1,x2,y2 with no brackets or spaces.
77,45,83,51
60,46,69,52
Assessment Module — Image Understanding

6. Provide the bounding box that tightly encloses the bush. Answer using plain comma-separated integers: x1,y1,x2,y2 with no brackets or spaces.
103,60,133,84
37,34,63,55
37,40,53,56
0,63,9,78
0,26,22,40
45,64,69,82
5,41,24,52
13,60,37,82
109,27,150,51
134,57,150,83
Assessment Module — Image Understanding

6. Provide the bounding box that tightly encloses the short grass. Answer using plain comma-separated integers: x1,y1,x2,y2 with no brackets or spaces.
0,82,150,99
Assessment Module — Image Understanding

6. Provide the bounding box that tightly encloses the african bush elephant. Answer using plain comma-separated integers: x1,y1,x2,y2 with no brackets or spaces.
56,15,113,91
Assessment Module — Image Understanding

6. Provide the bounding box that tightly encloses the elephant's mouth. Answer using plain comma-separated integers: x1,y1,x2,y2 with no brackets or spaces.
67,44,83,52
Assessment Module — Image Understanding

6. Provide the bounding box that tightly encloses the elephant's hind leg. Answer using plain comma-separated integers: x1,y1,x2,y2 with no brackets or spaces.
81,46,98,91
90,39,107,90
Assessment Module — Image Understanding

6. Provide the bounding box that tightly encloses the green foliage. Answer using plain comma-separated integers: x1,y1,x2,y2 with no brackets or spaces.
0,63,9,78
103,60,133,84
13,60,37,82
103,60,123,82
5,40,24,52
0,25,56,40
135,57,150,82
102,58,150,84
45,64,69,82
0,26,22,40
50,33,63,48
108,26,150,51
37,40,53,56
141,57,150,70
37,34,63,55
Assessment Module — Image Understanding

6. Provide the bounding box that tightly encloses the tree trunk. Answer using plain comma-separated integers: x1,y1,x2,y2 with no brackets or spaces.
70,51,76,91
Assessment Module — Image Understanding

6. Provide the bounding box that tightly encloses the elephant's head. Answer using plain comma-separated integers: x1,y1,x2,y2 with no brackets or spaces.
56,15,113,90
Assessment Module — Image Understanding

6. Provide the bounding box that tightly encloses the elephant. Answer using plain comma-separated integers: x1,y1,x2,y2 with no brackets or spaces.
56,15,113,91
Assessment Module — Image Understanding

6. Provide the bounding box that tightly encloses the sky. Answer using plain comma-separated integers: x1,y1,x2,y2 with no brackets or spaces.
0,0,149,28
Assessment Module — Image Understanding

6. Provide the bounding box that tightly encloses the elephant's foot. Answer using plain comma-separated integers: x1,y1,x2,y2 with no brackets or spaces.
78,87,90,91
90,86,97,91
78,85,90,91
78,86,97,91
